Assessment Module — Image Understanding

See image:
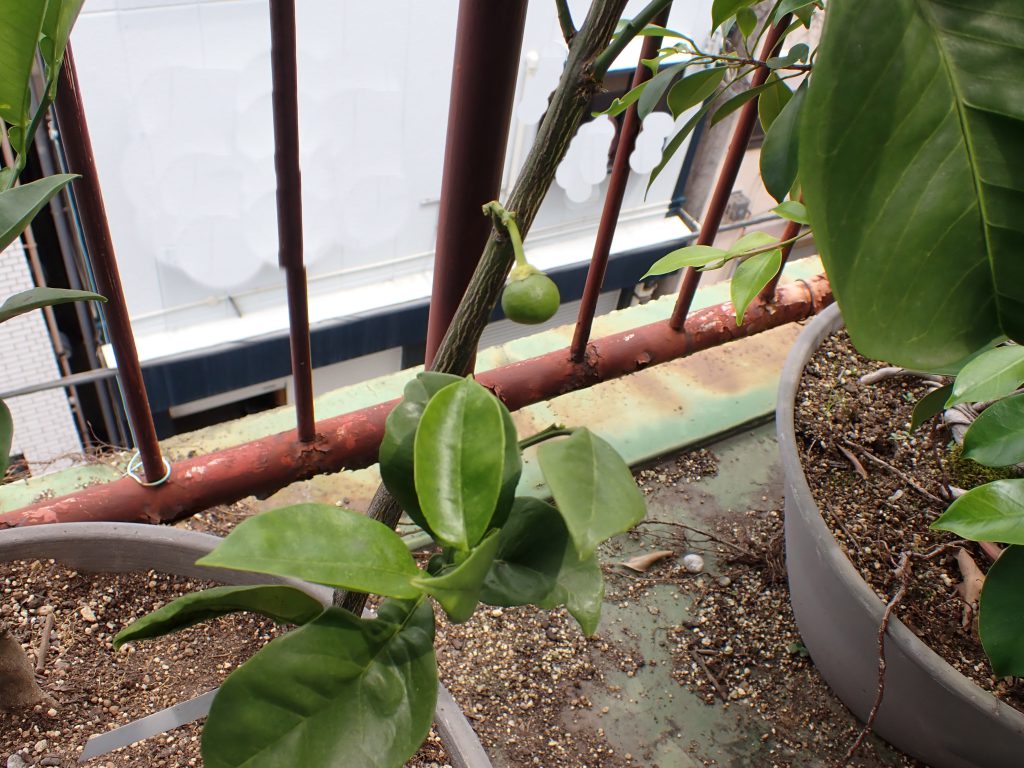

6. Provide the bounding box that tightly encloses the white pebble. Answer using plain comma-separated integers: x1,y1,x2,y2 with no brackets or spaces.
682,554,704,573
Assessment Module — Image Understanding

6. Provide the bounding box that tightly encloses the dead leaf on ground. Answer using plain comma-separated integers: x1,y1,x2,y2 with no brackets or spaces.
955,548,985,607
617,550,675,573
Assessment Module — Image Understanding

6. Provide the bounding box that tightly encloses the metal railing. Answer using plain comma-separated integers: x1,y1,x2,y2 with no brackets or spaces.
0,3,831,527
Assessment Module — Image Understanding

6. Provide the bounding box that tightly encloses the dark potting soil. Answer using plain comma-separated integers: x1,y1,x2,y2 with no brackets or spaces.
794,329,1024,713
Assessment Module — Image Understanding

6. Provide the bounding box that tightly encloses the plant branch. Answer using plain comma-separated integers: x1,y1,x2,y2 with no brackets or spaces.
595,0,672,77
518,424,575,450
339,0,631,617
482,201,527,268
555,0,576,43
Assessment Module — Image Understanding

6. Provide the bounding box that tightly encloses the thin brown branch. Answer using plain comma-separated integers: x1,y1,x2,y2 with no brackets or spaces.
35,613,54,673
555,0,576,43
842,440,946,506
845,553,912,762
836,443,868,479
689,646,728,702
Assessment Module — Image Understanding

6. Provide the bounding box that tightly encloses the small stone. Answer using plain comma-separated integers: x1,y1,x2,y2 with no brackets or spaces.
7,755,28,768
80,605,97,623
33,739,48,753
717,576,732,587
46,708,57,717
682,554,705,574
41,759,61,767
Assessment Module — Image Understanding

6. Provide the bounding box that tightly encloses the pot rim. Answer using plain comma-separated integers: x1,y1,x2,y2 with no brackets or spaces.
776,303,1024,727
0,521,493,768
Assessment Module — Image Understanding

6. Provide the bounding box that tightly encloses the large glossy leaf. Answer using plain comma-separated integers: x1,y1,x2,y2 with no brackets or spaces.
412,530,500,623
481,498,570,607
0,286,105,325
197,504,423,599
379,372,463,535
0,1,46,136
979,545,1024,677
642,245,728,279
203,599,436,768
638,63,687,119
0,400,11,479
712,0,757,32
113,585,323,648
414,378,507,551
39,1,84,91
801,0,1024,370
772,200,808,225
947,346,1024,406
0,176,79,252
537,429,646,560
963,394,1024,467
760,80,806,202
731,249,782,324
932,480,1024,545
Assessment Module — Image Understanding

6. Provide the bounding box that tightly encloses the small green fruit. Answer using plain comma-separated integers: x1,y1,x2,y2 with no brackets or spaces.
501,266,560,325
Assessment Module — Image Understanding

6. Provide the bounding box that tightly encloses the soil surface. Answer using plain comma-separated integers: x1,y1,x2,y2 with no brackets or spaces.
795,329,1023,712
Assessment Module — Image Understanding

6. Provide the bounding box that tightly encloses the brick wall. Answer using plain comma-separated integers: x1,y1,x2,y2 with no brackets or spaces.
0,239,83,473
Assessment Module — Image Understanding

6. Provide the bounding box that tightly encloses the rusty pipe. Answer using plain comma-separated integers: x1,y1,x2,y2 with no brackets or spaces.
1,275,831,528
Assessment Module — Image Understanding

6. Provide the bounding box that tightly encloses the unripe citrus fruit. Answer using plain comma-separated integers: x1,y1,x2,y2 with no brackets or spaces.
501,267,560,325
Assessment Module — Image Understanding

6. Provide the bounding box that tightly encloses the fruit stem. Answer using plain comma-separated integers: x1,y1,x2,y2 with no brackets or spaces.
518,423,577,450
483,201,528,268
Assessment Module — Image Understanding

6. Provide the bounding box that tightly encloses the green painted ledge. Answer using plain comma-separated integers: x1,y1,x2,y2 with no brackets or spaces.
0,258,823,513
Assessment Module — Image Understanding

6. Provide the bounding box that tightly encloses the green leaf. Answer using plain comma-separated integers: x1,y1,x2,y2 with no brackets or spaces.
0,400,11,479
667,67,726,119
947,346,1024,406
202,600,436,768
758,74,794,133
932,480,1024,545
379,372,464,536
539,538,604,636
413,530,500,623
481,498,570,607
800,0,1024,370
766,43,809,69
710,79,783,126
760,80,807,202
594,82,647,118
39,1,84,82
0,175,79,252
772,199,808,224
963,394,1024,467
731,250,782,324
537,429,646,560
0,1,47,134
648,98,716,190
979,545,1024,677
773,0,819,25
113,585,323,649
641,245,728,279
909,383,953,432
712,0,756,33
726,231,778,256
638,63,687,120
736,7,758,38
196,504,423,599
0,286,106,325
415,378,507,551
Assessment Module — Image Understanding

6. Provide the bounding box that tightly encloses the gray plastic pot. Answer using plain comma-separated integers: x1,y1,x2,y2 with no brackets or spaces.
777,303,1024,768
0,522,491,768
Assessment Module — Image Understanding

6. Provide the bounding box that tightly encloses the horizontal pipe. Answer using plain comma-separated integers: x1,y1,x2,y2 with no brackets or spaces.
0,275,832,528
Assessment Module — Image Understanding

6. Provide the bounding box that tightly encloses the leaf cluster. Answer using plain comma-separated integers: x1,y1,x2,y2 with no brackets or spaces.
116,374,647,767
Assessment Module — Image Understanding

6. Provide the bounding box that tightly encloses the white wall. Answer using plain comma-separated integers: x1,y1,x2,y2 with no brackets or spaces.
0,241,82,473
71,0,716,344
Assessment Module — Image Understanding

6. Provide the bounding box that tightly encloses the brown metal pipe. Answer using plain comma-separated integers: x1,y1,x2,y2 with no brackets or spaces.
1,275,831,528
669,16,791,330
424,0,529,369
759,215,803,301
570,6,671,362
269,0,315,441
54,47,165,483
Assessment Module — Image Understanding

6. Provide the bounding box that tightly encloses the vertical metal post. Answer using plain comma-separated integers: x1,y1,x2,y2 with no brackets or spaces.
54,47,166,483
668,16,791,330
570,6,671,362
269,0,315,442
424,0,529,369
758,215,803,300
